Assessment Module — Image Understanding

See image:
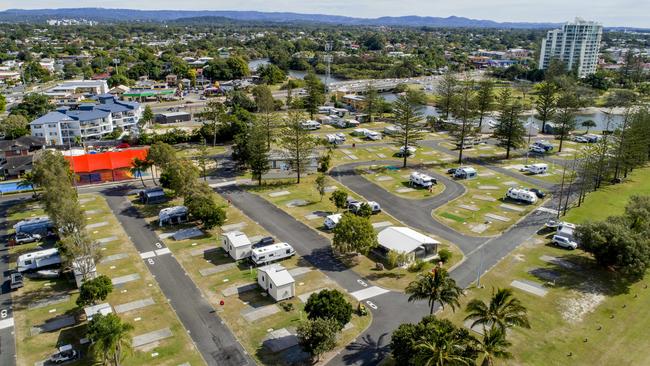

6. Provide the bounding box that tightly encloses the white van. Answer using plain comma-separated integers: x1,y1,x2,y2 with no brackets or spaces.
524,163,548,175
323,213,343,230
410,172,437,188
251,242,296,265
506,187,538,204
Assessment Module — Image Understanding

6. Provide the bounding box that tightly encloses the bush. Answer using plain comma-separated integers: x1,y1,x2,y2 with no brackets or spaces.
305,289,353,330
407,259,426,272
438,249,452,264
279,302,294,312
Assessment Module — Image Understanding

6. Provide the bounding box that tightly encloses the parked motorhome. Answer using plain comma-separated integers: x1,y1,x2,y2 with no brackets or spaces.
251,242,296,265
13,216,54,235
365,131,382,140
455,136,485,149
506,187,538,204
325,134,345,145
158,206,188,227
139,187,166,204
300,120,321,130
453,166,477,180
17,248,61,272
410,172,437,188
223,231,252,260
522,163,548,175
324,213,343,230
351,128,370,137
318,106,335,115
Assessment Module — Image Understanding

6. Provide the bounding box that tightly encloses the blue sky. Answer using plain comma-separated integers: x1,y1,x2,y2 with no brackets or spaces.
2,0,648,28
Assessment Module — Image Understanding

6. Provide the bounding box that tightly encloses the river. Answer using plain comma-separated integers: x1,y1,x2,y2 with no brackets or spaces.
248,58,343,84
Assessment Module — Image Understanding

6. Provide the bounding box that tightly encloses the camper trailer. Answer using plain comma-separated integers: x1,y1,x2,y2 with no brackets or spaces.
325,134,346,145
453,166,477,180
158,206,189,227
349,201,381,214
383,126,402,136
139,187,166,204
365,131,382,141
506,187,538,204
17,248,61,272
522,163,548,175
13,216,54,235
223,231,252,260
351,128,370,137
323,213,343,230
251,242,296,265
410,172,437,188
300,120,321,130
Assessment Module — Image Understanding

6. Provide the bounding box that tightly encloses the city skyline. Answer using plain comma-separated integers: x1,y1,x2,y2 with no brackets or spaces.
1,0,648,28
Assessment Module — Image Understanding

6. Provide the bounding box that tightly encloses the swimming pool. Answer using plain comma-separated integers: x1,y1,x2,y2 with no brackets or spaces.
0,181,32,193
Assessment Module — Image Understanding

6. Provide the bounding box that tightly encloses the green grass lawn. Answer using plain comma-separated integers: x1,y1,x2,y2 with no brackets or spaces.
356,165,445,199
9,195,204,366
432,168,543,236
130,192,372,365
435,164,650,365
494,156,572,185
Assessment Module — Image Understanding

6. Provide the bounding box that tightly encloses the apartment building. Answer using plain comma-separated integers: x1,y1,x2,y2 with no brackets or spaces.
30,95,142,145
538,18,603,78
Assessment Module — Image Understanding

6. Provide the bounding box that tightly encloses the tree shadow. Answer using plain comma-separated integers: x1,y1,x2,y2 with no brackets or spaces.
341,332,390,365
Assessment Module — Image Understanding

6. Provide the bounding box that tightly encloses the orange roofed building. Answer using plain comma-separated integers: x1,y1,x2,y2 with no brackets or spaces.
64,148,148,185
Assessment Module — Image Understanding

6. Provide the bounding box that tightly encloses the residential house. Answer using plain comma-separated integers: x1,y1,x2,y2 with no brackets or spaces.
0,136,45,178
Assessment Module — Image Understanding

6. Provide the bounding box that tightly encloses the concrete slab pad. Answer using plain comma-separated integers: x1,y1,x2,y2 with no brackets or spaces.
286,199,309,208
288,267,313,277
440,157,455,162
372,221,392,229
528,268,562,282
502,181,519,186
479,171,495,177
249,235,264,243
28,294,70,309
376,176,393,181
242,304,280,322
504,164,526,170
510,280,548,297
97,236,119,245
87,221,109,229
537,207,560,215
470,224,489,233
159,232,175,239
376,153,387,158
473,195,497,202
350,286,390,301
298,288,329,303
79,197,96,204
132,328,173,348
221,282,258,297
269,191,290,197
539,255,577,270
84,209,103,214
115,297,155,314
190,246,220,257
100,253,129,263
458,204,480,212
347,154,359,160
485,213,511,222
396,188,415,193
173,227,203,240
324,186,337,193
199,263,236,277
463,319,486,335
112,273,141,286
500,204,525,212
340,149,352,154
31,315,76,335
222,222,247,231
263,328,299,353
478,185,499,190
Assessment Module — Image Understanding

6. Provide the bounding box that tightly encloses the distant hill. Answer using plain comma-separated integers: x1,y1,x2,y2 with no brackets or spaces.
0,8,563,29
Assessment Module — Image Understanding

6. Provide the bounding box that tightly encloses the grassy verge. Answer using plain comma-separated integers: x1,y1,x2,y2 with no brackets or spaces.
356,165,445,199
129,192,372,365
9,194,204,366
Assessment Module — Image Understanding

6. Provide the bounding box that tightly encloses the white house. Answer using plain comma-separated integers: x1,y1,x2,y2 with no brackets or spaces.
257,264,295,301
223,231,252,260
377,226,439,262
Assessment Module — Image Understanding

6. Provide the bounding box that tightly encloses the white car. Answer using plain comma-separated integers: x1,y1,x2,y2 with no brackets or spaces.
552,235,578,250
529,145,546,154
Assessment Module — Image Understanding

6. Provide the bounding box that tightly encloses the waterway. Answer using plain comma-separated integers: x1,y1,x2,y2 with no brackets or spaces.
248,58,343,84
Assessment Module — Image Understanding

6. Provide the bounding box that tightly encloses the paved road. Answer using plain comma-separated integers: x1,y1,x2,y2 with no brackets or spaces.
102,188,254,366
0,199,20,366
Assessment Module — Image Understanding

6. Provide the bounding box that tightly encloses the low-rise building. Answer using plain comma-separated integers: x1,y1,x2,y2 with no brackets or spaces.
257,264,295,301
377,226,440,263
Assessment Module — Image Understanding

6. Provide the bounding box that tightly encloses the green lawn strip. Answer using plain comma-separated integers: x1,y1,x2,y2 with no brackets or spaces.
9,195,204,366
131,194,372,365
493,156,569,185
439,141,508,159
433,170,541,236
356,165,445,200
175,144,226,159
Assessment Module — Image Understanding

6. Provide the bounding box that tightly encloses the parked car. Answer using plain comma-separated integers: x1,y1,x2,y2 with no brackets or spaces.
552,235,578,250
447,168,458,175
573,136,588,143
10,272,23,290
529,145,547,154
528,188,546,198
49,345,78,364
14,232,42,244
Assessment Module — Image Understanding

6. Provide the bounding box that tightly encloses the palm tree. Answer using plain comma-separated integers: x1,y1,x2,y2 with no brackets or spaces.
465,288,531,333
405,267,463,314
475,327,513,366
17,172,37,196
130,158,151,187
414,319,476,366
87,313,134,366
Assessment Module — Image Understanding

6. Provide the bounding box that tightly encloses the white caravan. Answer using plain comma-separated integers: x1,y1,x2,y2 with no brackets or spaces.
300,120,321,130
409,172,437,188
506,187,538,204
17,248,62,272
323,213,343,230
349,201,381,214
523,163,548,175
251,242,296,265
365,131,382,140
158,206,188,227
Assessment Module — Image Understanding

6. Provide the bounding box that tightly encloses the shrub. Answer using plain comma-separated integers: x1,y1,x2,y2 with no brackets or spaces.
279,302,294,312
438,249,452,264
407,259,426,272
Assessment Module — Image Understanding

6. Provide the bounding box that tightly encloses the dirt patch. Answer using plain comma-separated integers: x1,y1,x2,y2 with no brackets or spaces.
558,282,605,324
